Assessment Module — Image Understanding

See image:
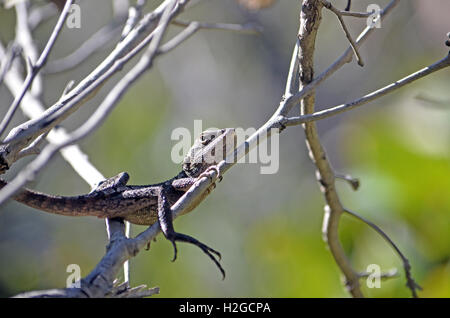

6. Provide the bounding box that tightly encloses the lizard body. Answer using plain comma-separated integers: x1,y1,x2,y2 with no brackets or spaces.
0,128,237,278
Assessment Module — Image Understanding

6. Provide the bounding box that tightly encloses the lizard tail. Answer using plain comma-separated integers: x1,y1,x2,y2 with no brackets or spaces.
0,179,100,217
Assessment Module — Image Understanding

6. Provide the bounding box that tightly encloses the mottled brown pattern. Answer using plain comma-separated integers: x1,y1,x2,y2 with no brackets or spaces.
0,129,236,227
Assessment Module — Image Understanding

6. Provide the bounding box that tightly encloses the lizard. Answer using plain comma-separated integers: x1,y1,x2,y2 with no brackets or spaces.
0,128,237,279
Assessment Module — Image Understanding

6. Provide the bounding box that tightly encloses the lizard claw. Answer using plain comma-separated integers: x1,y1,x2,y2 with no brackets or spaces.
198,165,221,182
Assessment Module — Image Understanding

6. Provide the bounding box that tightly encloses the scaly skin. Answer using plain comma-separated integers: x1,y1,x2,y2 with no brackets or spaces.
1,128,236,278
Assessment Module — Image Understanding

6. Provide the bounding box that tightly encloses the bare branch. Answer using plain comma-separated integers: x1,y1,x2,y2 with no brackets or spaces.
28,2,58,30
344,0,351,11
295,0,365,297
1,0,442,299
15,130,48,159
340,11,372,18
120,0,147,39
278,0,401,118
172,19,262,34
333,0,373,18
335,173,360,191
358,268,398,280
158,20,260,54
0,41,105,188
0,43,21,87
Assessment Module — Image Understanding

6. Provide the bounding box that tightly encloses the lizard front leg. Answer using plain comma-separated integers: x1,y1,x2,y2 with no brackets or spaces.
157,185,225,279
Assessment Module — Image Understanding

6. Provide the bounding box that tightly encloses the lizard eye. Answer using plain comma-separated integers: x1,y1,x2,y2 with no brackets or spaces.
200,135,209,145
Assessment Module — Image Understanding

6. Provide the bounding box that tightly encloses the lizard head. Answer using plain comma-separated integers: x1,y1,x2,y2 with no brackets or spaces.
183,128,236,178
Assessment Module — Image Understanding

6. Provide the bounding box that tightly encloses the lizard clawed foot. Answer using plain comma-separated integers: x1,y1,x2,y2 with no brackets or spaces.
167,232,225,279
198,165,222,183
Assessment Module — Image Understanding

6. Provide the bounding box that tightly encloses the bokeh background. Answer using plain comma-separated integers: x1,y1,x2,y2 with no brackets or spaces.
0,0,449,297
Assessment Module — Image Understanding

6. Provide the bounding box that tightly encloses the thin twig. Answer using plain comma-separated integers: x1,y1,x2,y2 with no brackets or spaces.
15,2,43,97
0,0,178,172
0,43,21,87
344,209,422,297
158,20,260,54
358,268,398,279
28,2,58,30
278,0,401,118
340,11,372,18
172,19,262,34
45,19,126,74
344,0,351,11
133,4,407,296
120,0,147,39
